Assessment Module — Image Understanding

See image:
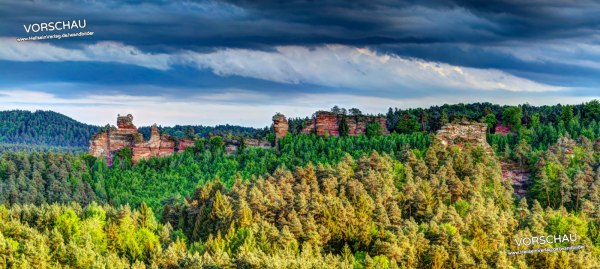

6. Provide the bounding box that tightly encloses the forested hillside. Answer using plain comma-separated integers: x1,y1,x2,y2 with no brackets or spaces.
1,101,600,268
2,137,599,268
0,133,430,212
0,110,100,151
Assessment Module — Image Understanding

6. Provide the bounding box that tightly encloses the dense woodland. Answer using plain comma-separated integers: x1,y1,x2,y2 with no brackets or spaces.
138,125,267,140
0,110,100,150
1,101,600,268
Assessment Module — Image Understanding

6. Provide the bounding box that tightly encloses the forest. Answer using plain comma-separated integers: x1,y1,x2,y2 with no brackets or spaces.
1,101,600,268
0,110,100,151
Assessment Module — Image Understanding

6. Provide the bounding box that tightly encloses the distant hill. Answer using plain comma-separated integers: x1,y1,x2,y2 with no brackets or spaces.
0,110,267,153
0,110,100,152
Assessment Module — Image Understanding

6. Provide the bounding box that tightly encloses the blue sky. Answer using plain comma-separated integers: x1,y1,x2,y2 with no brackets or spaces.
1,0,599,127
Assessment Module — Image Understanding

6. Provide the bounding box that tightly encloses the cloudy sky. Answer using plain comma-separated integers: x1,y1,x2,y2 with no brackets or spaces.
1,0,600,127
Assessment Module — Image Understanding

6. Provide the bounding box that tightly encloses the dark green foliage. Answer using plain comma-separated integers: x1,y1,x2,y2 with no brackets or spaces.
0,143,86,154
160,142,600,268
209,136,225,153
386,103,500,132
138,124,266,139
101,133,429,212
286,116,311,135
339,116,349,137
0,151,97,206
487,110,600,159
483,113,497,130
0,110,100,150
502,106,523,130
0,132,429,213
395,112,420,134
385,100,600,135
584,100,600,123
561,105,574,123
366,122,385,137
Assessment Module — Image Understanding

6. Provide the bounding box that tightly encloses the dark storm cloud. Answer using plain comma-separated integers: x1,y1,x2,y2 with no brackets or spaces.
4,0,592,48
2,0,600,77
1,0,600,98
2,0,599,47
223,0,600,44
219,0,600,82
1,0,598,52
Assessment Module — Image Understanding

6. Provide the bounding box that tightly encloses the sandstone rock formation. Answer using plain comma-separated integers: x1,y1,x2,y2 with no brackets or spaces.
300,111,388,136
494,125,511,136
117,114,136,130
89,115,190,164
90,114,274,165
177,138,196,152
501,161,530,198
223,138,272,154
272,113,289,140
436,121,491,151
131,124,176,163
89,114,139,164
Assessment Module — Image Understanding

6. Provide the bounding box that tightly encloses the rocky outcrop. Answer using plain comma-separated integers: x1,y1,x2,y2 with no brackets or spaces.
89,115,192,164
90,114,274,164
272,113,289,140
494,125,511,136
244,138,272,148
89,114,140,164
224,138,272,154
501,161,530,198
178,138,196,151
299,111,388,136
436,121,491,151
131,124,176,163
117,114,136,131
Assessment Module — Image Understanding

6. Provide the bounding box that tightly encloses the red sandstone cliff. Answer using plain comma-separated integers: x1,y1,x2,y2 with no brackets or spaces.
131,124,176,163
177,138,196,152
90,114,274,164
89,115,190,164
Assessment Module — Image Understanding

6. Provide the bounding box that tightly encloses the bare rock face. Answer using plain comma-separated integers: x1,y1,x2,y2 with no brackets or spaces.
117,114,136,131
178,138,196,151
495,125,511,136
301,111,388,136
222,138,272,154
131,124,176,163
272,113,289,140
501,161,530,198
89,132,109,159
244,138,271,148
436,121,491,151
315,112,339,136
